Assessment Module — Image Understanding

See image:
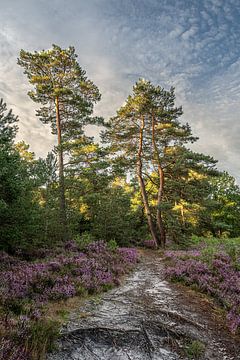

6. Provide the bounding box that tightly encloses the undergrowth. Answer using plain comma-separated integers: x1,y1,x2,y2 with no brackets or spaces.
164,236,240,333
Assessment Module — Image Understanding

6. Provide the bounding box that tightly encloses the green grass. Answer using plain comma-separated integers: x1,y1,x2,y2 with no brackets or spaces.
187,236,240,267
55,308,70,321
25,319,60,360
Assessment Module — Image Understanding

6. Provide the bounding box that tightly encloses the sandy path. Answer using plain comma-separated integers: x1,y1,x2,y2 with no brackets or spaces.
48,250,240,360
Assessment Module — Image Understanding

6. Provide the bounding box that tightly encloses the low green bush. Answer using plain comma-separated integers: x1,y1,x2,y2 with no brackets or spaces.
185,340,205,359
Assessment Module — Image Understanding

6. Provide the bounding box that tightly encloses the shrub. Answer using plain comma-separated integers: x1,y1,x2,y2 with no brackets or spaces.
107,239,118,251
0,242,138,358
74,232,95,250
164,239,240,333
185,340,205,359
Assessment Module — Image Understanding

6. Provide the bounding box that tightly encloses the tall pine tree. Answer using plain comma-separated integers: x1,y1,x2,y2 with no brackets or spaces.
18,44,101,240
104,79,201,246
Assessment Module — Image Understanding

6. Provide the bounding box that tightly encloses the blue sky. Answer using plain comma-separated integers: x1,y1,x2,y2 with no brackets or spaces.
0,0,240,180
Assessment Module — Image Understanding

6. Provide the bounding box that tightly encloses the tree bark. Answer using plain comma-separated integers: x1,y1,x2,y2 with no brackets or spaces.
152,113,166,247
55,96,68,241
137,116,159,246
157,166,166,247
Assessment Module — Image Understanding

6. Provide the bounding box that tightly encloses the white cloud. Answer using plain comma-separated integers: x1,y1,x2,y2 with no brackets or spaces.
0,0,239,181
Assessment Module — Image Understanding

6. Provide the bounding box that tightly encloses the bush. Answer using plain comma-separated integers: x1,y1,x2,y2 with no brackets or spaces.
107,239,118,251
164,238,240,333
185,340,205,359
74,232,95,250
0,242,138,358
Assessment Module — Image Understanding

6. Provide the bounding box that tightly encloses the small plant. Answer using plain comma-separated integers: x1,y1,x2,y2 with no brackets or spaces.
76,285,88,297
107,239,118,251
185,340,205,359
56,309,69,321
225,241,239,262
26,319,60,359
200,245,216,263
74,232,95,250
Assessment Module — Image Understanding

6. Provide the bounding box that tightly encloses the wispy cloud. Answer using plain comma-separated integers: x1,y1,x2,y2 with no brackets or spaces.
0,0,239,180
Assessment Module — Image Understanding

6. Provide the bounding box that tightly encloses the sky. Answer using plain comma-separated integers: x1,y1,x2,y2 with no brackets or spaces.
0,0,240,181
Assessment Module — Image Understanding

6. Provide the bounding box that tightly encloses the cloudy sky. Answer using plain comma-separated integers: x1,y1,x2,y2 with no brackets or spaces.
0,0,240,180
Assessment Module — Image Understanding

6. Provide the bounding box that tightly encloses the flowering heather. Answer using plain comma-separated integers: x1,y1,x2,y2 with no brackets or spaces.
0,315,32,360
0,313,59,360
164,242,240,333
164,249,201,259
0,242,137,305
117,247,138,264
0,242,138,359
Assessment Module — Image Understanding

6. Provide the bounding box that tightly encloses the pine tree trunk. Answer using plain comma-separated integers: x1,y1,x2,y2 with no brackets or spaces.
157,166,166,247
152,114,166,247
137,116,159,246
55,97,68,241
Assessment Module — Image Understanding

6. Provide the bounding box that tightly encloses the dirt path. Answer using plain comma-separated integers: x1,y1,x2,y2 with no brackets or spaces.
48,250,240,360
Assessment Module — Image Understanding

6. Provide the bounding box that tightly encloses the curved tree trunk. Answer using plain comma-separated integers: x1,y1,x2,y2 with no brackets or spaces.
156,166,166,247
137,116,159,246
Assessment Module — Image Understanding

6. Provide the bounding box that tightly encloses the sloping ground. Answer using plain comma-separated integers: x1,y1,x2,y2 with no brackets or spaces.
48,250,240,360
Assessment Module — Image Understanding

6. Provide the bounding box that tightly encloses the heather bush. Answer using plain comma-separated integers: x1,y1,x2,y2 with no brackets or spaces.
164,238,240,333
0,242,138,309
0,242,138,359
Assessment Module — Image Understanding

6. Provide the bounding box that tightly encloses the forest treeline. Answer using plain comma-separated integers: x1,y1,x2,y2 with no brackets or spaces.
1,44,240,254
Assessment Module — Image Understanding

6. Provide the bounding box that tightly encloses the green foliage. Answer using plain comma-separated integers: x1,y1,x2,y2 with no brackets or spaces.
186,236,240,269
36,151,65,246
2,56,240,253
161,147,218,240
206,172,240,237
0,100,44,253
74,232,95,250
18,44,102,241
89,185,146,246
55,309,70,321
103,79,218,245
18,44,102,138
184,340,205,359
0,98,18,145
224,240,240,262
107,239,118,251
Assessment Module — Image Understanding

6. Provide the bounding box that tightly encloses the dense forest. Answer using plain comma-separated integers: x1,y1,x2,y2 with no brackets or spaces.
1,45,240,254
0,45,240,359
